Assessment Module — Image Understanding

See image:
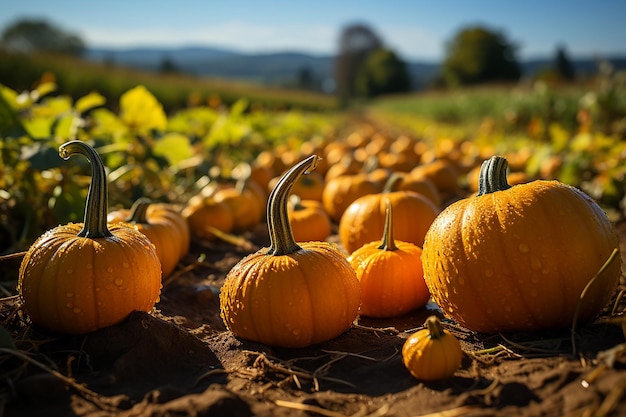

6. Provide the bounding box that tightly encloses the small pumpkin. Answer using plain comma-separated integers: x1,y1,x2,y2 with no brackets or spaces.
220,155,361,348
18,140,162,334
108,199,189,277
182,196,235,241
213,175,265,232
347,200,430,318
287,195,332,242
322,173,383,223
339,175,440,254
402,316,463,381
422,156,622,333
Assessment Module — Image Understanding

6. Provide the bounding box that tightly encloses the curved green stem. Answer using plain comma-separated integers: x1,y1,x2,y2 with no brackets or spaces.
477,156,511,196
378,198,397,251
126,198,152,224
267,155,320,256
59,140,112,238
382,172,404,193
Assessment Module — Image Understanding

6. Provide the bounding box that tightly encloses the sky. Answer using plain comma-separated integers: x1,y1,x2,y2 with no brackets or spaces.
2,0,626,62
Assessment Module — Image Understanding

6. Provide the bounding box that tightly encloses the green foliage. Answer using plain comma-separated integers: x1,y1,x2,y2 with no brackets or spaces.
0,81,339,255
355,48,411,98
0,48,338,113
441,26,520,87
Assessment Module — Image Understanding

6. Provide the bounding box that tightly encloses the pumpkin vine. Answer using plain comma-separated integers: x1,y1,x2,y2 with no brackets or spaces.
477,155,511,196
266,154,320,256
59,140,112,239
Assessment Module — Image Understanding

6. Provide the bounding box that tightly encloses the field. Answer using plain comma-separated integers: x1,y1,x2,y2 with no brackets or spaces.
1,64,626,416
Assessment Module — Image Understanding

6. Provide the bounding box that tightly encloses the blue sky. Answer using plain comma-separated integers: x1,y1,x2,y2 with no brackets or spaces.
2,0,625,61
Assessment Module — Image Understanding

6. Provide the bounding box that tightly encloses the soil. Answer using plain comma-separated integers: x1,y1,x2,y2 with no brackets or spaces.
2,220,626,417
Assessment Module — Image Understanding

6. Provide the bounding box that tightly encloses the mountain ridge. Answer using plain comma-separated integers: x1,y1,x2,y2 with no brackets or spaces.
85,45,626,90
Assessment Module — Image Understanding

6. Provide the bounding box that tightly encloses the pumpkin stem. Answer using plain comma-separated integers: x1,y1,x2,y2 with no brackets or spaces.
126,197,152,224
59,140,113,239
382,172,404,193
477,156,511,196
267,155,320,256
378,199,398,251
289,194,305,212
425,316,445,340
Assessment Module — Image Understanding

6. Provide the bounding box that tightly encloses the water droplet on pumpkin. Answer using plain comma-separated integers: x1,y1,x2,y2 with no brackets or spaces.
107,267,114,273
67,269,73,274
114,278,123,286
518,243,530,253
123,262,130,269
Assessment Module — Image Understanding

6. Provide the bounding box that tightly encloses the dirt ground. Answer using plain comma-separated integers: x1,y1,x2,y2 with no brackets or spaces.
2,219,626,417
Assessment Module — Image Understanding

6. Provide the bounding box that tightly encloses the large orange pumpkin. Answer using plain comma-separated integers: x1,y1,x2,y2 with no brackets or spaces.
422,156,621,333
220,155,361,348
18,141,162,334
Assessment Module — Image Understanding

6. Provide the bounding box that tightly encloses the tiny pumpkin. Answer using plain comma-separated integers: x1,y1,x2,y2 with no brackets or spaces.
347,200,430,318
18,140,162,334
213,176,265,232
402,316,463,381
220,155,361,348
422,156,622,333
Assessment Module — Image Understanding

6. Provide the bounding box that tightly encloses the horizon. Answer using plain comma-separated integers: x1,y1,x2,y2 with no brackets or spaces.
2,1,626,62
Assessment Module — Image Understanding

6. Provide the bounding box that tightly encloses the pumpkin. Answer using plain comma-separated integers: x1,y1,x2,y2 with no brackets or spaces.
322,173,382,223
270,170,326,202
347,200,430,318
391,172,441,208
18,140,162,334
410,159,460,195
213,176,265,231
402,316,463,381
422,156,622,333
182,196,235,241
108,199,189,277
339,176,440,254
287,195,332,242
220,155,361,348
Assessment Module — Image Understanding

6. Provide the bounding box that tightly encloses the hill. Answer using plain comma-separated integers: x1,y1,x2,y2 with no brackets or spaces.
85,46,626,91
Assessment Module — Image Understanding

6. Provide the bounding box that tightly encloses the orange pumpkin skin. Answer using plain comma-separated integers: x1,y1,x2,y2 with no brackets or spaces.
220,155,361,348
221,242,360,347
348,240,429,318
422,157,621,333
182,197,235,241
287,198,332,242
108,201,188,277
18,140,161,335
339,191,440,254
18,223,162,334
322,174,382,223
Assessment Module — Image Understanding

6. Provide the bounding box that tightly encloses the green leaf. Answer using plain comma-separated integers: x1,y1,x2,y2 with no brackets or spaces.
153,133,194,165
120,85,167,132
0,86,29,139
75,91,106,114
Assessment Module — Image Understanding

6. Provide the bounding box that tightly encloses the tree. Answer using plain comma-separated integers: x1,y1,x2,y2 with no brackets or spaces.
1,19,85,56
335,23,383,106
355,48,411,98
441,26,520,87
554,45,575,81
